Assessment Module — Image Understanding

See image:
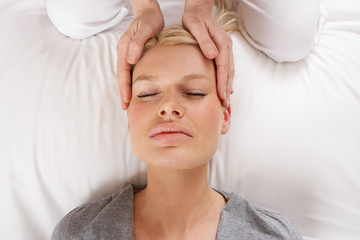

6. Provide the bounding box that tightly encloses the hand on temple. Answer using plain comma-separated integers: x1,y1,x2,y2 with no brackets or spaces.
117,0,234,109
182,0,234,107
117,0,164,110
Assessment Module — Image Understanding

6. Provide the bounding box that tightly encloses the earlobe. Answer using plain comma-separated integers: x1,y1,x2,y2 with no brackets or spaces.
221,105,231,134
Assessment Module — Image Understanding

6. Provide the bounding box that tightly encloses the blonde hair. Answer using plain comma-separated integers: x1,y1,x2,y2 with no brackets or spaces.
143,0,240,52
130,0,241,76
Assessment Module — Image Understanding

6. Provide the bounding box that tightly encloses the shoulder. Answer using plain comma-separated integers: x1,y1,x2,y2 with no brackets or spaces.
51,184,135,240
217,190,303,240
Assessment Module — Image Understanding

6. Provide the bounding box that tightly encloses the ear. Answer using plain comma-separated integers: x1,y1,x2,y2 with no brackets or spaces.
221,105,231,134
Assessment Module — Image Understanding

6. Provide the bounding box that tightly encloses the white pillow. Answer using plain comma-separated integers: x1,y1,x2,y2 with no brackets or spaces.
0,0,359,239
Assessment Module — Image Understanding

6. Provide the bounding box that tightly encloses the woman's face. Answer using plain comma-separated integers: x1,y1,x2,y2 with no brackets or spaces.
127,45,230,170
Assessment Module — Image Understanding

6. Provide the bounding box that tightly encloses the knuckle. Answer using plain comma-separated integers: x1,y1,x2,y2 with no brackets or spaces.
128,39,143,53
147,24,158,36
120,31,131,41
185,16,206,31
229,67,235,78
216,61,229,72
201,39,215,48
130,38,142,47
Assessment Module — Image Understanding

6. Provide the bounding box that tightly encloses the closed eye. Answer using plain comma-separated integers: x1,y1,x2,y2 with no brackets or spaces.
186,92,207,97
137,93,158,98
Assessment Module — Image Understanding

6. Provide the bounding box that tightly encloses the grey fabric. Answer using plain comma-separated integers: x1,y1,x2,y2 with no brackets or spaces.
216,189,302,240
52,184,303,240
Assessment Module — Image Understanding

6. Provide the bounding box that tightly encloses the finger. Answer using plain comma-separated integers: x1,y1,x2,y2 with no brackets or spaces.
127,22,158,64
119,67,132,110
214,41,228,102
185,18,219,59
211,31,229,102
225,38,234,107
117,33,132,109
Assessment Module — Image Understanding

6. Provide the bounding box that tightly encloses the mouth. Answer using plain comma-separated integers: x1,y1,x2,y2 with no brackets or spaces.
149,123,193,144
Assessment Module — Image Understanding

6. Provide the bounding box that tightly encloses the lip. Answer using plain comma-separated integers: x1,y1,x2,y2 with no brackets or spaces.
149,122,193,144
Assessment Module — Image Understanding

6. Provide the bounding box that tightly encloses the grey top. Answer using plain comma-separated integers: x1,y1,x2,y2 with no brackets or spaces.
52,184,302,240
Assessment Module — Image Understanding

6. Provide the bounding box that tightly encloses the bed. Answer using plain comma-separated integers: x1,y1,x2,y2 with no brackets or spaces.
0,0,359,239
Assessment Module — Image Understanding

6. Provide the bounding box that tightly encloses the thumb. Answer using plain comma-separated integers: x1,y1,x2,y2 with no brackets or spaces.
186,21,219,59
127,25,157,64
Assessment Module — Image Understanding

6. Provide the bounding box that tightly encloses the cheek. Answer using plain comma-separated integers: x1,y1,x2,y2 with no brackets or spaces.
187,102,223,165
127,104,151,159
128,103,149,137
191,99,223,139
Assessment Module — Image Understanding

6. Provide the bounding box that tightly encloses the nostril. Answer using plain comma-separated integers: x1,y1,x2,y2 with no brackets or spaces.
159,108,182,117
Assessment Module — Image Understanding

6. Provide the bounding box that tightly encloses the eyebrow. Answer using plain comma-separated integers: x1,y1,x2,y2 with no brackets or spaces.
133,73,210,84
182,74,210,82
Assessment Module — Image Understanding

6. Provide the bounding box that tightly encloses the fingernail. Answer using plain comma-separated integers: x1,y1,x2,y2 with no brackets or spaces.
224,91,227,100
128,54,136,64
209,48,217,57
222,99,229,108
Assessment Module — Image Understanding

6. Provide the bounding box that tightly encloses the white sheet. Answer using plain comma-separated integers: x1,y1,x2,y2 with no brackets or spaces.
0,0,359,239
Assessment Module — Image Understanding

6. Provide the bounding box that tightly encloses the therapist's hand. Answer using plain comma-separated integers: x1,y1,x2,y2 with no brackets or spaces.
183,0,234,107
117,0,164,110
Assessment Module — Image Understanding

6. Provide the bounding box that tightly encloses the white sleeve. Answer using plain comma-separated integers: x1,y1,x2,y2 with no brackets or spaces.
46,0,131,39
237,0,327,62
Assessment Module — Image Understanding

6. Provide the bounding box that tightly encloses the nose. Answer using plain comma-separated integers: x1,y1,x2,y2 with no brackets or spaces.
158,96,184,119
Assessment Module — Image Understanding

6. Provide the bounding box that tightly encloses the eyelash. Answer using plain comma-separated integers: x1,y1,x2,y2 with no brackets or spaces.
186,92,207,97
137,92,207,98
137,93,158,98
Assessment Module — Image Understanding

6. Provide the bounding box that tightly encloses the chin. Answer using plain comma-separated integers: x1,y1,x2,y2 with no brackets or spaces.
141,150,210,170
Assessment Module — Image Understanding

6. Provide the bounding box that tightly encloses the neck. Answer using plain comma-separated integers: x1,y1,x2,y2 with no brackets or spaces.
134,163,226,237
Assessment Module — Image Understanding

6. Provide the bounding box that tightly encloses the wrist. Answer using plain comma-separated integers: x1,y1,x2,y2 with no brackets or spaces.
185,0,214,12
130,0,162,18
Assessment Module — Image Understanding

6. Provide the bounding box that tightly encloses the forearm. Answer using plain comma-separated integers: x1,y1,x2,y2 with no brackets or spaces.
185,0,214,11
129,0,162,17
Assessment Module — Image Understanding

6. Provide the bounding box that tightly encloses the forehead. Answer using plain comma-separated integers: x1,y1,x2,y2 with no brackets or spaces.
132,45,215,83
